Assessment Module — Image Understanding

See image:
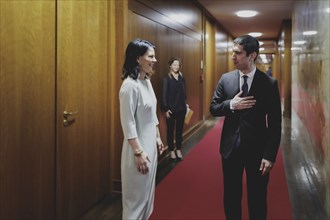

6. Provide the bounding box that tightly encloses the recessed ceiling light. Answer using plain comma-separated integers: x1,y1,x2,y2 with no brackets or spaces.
294,40,306,45
303,30,317,35
248,32,262,37
291,47,302,51
236,10,258,17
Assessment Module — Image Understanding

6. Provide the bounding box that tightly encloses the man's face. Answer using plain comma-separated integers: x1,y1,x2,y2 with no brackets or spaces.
231,44,254,71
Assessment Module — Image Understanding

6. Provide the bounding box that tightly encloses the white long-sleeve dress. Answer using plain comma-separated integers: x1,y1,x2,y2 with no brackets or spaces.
119,76,159,220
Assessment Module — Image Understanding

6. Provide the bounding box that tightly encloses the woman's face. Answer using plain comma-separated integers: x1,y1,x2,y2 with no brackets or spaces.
170,60,180,73
137,48,157,75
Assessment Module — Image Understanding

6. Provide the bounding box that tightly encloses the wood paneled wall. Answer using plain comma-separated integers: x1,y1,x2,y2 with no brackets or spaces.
215,27,230,90
0,0,128,218
126,0,203,152
278,20,292,118
108,0,128,194
203,17,230,118
204,18,216,117
55,2,110,219
0,1,56,219
291,0,330,215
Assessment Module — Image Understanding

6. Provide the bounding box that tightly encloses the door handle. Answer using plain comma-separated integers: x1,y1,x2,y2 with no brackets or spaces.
63,110,79,119
63,110,78,127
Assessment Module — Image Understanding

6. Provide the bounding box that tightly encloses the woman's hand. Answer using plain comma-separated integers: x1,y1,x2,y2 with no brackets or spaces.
156,137,165,155
165,110,172,119
135,152,151,174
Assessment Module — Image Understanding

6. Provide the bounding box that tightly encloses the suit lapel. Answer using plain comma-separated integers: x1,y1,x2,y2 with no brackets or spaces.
248,69,261,96
235,70,240,94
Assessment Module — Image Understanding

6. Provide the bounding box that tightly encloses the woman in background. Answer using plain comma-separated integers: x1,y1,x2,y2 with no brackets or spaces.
119,39,164,219
162,57,187,160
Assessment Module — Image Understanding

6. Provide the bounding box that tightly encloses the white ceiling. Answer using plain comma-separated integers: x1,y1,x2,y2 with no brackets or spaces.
197,0,296,51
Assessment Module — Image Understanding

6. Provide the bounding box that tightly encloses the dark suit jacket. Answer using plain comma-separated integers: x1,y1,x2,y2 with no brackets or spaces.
210,69,282,162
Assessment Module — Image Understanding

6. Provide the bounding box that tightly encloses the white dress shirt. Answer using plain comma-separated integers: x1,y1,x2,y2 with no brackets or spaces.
230,68,256,110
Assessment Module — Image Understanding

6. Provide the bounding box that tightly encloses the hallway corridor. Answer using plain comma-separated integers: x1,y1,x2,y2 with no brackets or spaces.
1,1,329,219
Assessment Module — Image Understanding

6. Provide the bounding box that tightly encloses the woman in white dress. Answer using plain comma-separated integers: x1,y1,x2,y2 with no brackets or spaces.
119,39,165,220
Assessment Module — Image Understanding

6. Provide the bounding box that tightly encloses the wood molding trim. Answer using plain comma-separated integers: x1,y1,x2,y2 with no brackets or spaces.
128,0,201,41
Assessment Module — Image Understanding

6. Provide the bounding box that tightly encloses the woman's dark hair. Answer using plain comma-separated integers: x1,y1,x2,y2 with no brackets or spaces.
233,35,260,61
122,39,155,80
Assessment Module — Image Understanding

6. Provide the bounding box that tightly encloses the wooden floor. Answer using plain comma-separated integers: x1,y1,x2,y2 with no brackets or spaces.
79,114,328,220
281,111,328,220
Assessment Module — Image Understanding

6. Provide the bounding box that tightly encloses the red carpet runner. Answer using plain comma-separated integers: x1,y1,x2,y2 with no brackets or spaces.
150,119,293,220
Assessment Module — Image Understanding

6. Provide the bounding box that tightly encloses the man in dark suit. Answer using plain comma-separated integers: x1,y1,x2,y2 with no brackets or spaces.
210,35,282,220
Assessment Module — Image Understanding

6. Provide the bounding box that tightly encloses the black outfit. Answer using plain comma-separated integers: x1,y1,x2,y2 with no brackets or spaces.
210,69,282,220
162,74,186,151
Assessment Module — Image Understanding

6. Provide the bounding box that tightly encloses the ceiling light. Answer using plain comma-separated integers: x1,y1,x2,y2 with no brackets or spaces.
236,10,258,17
248,32,262,37
259,41,264,46
291,47,302,51
294,40,306,45
326,8,330,13
303,30,317,35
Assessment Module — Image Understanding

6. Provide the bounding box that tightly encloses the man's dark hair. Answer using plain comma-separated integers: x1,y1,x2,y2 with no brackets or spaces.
233,35,260,61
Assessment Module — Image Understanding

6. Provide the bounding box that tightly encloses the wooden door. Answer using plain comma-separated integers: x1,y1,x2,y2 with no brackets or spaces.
56,1,109,219
0,1,56,219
